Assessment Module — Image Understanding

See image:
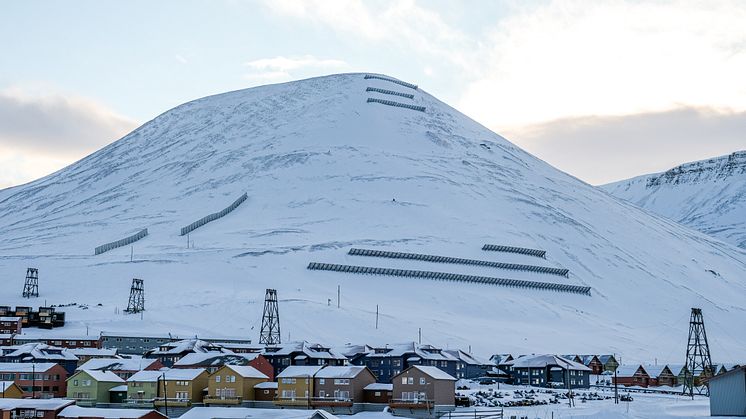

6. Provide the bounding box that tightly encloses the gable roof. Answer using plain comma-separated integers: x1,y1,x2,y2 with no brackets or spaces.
644,365,671,378
0,362,61,372
397,365,456,381
666,364,687,376
59,405,166,419
73,370,125,383
508,354,591,372
0,398,74,410
128,368,205,382
77,357,159,372
174,352,259,367
223,365,268,379
614,365,646,377
276,365,324,378
314,366,369,379
254,381,278,389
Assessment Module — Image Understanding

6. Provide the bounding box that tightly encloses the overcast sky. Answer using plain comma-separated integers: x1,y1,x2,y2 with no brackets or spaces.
2,0,746,188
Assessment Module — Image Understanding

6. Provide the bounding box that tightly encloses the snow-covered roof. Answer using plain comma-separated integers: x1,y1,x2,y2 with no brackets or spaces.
254,381,278,389
509,355,591,372
75,370,125,383
224,365,268,379
174,352,258,367
0,343,78,361
598,355,616,364
128,368,206,382
314,366,368,379
406,365,456,381
179,407,314,419
666,364,686,376
59,405,164,419
109,385,128,392
0,317,21,322
0,362,60,372
147,339,228,355
364,383,393,391
443,349,493,366
0,381,18,389
310,410,340,419
263,342,347,360
644,365,670,378
69,348,118,357
615,365,645,377
276,365,324,378
0,398,74,410
77,357,159,372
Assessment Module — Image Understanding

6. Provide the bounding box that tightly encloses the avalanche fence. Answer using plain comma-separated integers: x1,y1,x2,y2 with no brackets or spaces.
94,228,148,255
180,193,248,236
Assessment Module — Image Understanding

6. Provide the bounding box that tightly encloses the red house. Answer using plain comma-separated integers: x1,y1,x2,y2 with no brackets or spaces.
0,317,21,335
612,365,650,387
0,362,69,398
0,399,74,419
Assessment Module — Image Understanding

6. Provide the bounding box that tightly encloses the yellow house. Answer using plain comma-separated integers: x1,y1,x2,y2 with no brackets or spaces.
126,369,209,407
0,381,24,398
204,365,269,405
275,365,324,407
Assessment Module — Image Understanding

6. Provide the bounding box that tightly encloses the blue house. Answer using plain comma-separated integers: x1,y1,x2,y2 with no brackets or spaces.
0,343,79,374
262,342,348,377
507,354,591,389
345,343,470,383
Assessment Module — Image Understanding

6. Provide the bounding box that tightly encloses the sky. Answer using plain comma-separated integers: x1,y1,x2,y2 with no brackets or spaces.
2,0,746,188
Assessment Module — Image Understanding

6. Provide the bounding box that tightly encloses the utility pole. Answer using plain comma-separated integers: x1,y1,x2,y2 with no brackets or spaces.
259,289,281,345
418,328,421,345
375,305,379,329
124,279,145,314
22,268,39,298
337,285,340,308
32,364,36,399
162,374,169,417
683,307,714,398
130,246,133,262
614,368,619,404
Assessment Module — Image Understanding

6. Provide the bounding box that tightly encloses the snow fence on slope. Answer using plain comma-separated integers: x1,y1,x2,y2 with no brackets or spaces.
180,193,248,236
94,229,148,255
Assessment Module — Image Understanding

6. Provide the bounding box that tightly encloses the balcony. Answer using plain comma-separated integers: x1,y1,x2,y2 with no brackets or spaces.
274,396,311,407
310,397,353,408
204,396,242,405
153,398,192,408
389,398,434,410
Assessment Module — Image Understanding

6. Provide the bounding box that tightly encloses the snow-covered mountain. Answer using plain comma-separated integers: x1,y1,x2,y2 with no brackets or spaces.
1,74,745,362
603,151,746,249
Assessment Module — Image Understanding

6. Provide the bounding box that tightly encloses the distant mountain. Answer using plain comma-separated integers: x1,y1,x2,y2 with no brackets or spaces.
1,74,745,361
603,151,746,249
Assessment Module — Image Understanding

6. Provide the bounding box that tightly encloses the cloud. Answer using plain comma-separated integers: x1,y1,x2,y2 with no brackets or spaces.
459,0,746,128
0,88,138,187
503,107,746,185
243,55,350,84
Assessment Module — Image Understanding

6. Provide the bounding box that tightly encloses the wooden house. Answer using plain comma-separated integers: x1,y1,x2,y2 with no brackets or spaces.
66,370,125,406
312,366,376,407
263,342,347,378
0,362,68,398
0,381,24,398
126,369,209,407
577,355,604,375
253,381,277,401
363,383,393,403
645,365,676,387
58,405,167,419
144,339,228,367
0,398,74,419
390,365,456,411
598,355,619,372
0,343,79,374
275,365,324,407
0,318,21,335
204,365,269,405
507,355,591,389
666,364,688,386
77,357,163,380
612,365,650,387
173,352,274,379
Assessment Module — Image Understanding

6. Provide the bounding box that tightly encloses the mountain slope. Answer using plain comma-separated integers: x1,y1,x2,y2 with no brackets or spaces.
1,74,745,362
603,151,746,249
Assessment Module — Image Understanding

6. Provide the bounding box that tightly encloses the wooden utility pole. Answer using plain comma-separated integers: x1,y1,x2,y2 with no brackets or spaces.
337,285,340,308
375,305,379,329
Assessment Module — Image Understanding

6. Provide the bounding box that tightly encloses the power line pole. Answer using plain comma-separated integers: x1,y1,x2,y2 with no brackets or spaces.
22,268,39,298
683,307,714,398
337,285,340,308
124,279,145,314
259,289,281,345
375,305,379,329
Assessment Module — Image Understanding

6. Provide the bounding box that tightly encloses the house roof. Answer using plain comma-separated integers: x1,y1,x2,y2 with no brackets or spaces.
0,317,21,322
0,362,60,372
254,381,278,389
77,357,159,372
69,348,118,357
224,365,268,379
0,381,20,390
179,407,315,419
174,352,259,367
644,365,670,378
666,364,686,376
314,366,369,379
508,355,591,372
74,370,125,383
0,398,74,410
310,411,340,419
443,349,493,366
364,383,393,391
403,365,456,381
263,342,347,360
276,365,324,378
146,339,228,355
615,365,645,377
128,368,206,382
109,385,128,392
59,406,165,419
709,365,746,382
598,355,616,364
0,343,78,361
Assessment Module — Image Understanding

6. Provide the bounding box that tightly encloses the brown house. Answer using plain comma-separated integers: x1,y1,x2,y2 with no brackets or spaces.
275,365,324,407
613,365,650,387
391,366,456,410
0,381,24,398
0,398,74,419
312,366,376,408
58,405,166,419
0,318,21,335
173,352,274,380
204,365,269,405
578,355,604,375
126,369,209,407
646,365,676,387
0,362,69,398
254,381,277,401
363,383,393,403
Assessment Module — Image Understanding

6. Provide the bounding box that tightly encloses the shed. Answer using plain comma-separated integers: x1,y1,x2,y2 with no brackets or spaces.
709,366,746,417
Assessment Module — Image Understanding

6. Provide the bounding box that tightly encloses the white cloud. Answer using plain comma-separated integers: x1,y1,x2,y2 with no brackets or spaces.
0,87,138,187
243,55,350,84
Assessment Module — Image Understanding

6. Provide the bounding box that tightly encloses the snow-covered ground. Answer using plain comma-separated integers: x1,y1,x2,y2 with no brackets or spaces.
603,151,746,249
1,73,745,363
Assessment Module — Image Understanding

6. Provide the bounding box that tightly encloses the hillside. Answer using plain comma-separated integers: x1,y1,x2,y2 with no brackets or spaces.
603,151,746,249
1,73,745,363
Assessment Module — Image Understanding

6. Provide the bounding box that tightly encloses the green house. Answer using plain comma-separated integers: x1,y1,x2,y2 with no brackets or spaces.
67,370,125,406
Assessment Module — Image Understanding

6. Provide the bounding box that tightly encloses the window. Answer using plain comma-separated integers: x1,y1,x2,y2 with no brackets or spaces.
73,380,78,386
401,377,407,384
375,391,381,396
419,378,426,385
175,391,188,400
333,379,349,385
216,376,221,383
319,390,326,398
407,377,414,385
319,379,325,384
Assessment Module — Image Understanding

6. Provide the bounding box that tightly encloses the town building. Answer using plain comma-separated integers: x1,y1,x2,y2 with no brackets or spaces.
598,355,619,372
613,365,650,387
58,405,167,419
70,348,118,365
0,398,74,419
275,365,324,408
645,365,676,387
253,381,277,401
312,366,377,407
390,366,456,413
0,343,79,374
173,352,274,379
66,370,125,406
264,342,347,377
0,362,68,398
666,364,688,386
507,355,591,389
12,335,99,349
0,318,21,335
709,366,746,417
126,369,209,407
346,343,460,383
144,339,229,367
0,381,24,398
443,349,494,379
77,357,163,380
204,365,269,405
363,383,393,404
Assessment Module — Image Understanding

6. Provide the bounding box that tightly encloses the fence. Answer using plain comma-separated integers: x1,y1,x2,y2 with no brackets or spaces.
94,229,148,255
306,262,591,295
348,248,569,277
364,74,418,90
482,244,546,258
367,98,426,112
365,87,415,99
180,193,248,236
439,409,504,418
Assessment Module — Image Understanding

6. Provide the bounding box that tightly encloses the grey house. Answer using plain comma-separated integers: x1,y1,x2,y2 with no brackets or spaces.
709,366,746,417
507,354,591,389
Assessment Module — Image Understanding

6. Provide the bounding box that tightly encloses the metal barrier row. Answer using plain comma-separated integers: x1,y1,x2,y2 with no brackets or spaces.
94,229,148,255
348,248,569,277
365,87,415,99
482,244,546,258
364,74,418,90
180,193,248,236
366,98,426,112
307,262,590,295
